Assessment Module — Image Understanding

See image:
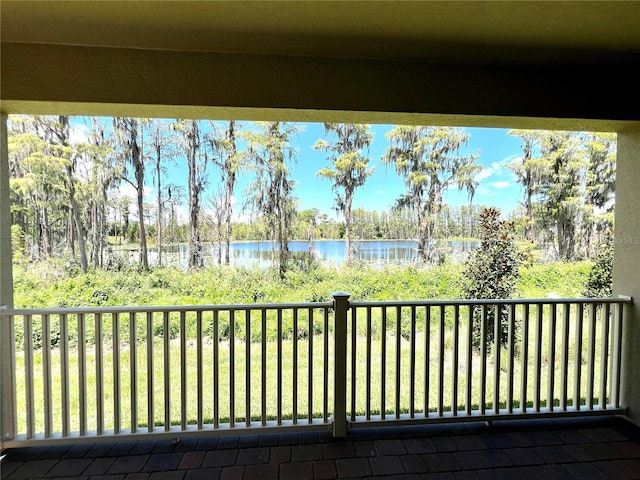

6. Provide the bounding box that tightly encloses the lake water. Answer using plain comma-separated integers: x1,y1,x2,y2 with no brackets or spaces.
151,239,479,268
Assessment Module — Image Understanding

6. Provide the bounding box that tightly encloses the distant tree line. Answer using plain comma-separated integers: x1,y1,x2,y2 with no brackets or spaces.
7,116,615,273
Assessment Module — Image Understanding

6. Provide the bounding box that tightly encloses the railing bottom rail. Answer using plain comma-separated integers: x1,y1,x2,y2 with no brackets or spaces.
348,406,627,430
1,419,333,448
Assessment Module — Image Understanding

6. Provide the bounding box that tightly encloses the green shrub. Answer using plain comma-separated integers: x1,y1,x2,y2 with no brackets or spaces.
461,207,522,349
583,228,613,298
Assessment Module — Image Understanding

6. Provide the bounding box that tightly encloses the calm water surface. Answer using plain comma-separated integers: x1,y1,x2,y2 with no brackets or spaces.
152,240,479,268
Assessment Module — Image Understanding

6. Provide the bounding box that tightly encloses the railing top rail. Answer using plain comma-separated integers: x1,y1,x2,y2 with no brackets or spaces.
349,296,633,308
0,301,334,316
0,296,631,317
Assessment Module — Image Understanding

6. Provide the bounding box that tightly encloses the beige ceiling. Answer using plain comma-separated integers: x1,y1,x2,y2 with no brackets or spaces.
2,1,640,64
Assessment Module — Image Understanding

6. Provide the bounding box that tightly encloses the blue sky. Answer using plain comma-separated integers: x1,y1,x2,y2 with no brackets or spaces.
285,123,525,218
71,118,526,222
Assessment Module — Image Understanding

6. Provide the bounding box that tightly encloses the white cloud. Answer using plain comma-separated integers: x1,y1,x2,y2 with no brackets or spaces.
489,181,511,189
376,189,386,195
69,124,90,146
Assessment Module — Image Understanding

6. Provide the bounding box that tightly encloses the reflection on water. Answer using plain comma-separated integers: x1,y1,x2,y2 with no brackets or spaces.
151,240,479,269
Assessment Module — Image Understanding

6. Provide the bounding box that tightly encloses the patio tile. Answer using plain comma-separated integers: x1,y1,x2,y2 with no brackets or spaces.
3,458,57,479
432,437,458,452
373,439,406,456
195,438,219,451
423,453,461,473
148,472,185,480
369,455,406,475
403,437,437,454
562,462,609,479
475,469,514,480
177,451,205,470
452,450,493,470
323,441,355,459
172,439,200,453
594,459,640,479
422,472,456,479
235,447,270,465
108,455,150,474
183,467,221,480
335,457,372,478
123,474,150,480
86,444,115,458
131,442,158,456
151,441,178,454
583,442,628,460
0,461,23,478
243,463,279,478
237,435,260,448
143,453,183,472
452,435,487,451
5,446,49,461
561,444,596,462
216,437,239,450
401,454,427,473
617,440,640,458
596,426,630,441
39,445,72,460
451,471,481,480
108,442,139,457
352,439,376,457
83,458,117,475
505,432,535,448
46,458,93,476
481,449,514,468
298,431,319,444
480,433,515,449
502,447,544,466
533,445,576,464
277,433,299,446
313,459,337,479
218,465,244,480
258,433,279,447
291,444,323,462
268,446,292,464
202,450,237,468
279,461,314,480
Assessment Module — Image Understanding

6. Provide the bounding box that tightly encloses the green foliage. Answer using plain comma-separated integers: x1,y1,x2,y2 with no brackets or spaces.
583,228,613,297
13,256,593,349
461,207,522,349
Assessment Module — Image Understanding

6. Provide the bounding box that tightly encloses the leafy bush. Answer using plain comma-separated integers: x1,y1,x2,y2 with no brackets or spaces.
583,228,613,298
461,207,522,349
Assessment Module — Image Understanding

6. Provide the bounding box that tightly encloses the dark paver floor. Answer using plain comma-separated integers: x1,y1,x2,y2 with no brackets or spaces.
2,416,640,479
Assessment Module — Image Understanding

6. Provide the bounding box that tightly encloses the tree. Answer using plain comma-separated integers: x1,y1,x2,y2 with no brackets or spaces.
507,129,546,242
581,132,616,256
209,121,241,265
146,119,178,267
382,126,481,264
84,117,119,267
314,123,374,264
8,115,67,260
244,122,299,277
462,207,522,349
174,119,208,269
32,116,90,271
537,131,586,261
113,117,149,269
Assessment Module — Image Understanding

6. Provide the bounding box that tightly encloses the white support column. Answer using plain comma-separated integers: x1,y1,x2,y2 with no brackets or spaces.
613,128,640,425
0,112,16,442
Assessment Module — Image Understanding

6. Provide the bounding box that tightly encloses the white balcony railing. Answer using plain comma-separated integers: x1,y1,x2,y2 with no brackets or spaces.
0,295,632,447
